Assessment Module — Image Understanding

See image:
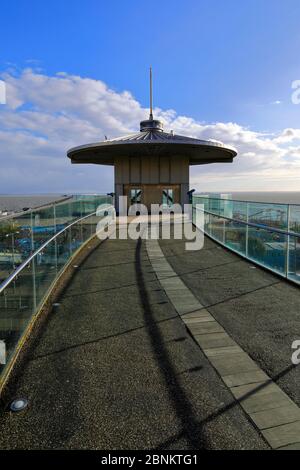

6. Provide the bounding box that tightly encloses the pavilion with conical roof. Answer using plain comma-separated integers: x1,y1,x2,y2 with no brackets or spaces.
67,69,237,212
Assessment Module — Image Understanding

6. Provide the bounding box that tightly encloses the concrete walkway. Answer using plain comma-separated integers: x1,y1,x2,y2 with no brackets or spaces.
151,235,300,449
0,229,299,449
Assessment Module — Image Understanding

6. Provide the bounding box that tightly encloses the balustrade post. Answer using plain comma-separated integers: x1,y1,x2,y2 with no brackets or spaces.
30,213,37,312
286,204,290,279
246,202,249,258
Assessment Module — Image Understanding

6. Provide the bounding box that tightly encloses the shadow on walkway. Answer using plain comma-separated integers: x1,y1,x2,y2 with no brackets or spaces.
135,237,208,450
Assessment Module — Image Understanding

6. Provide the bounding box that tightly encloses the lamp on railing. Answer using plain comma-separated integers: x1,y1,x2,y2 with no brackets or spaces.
187,189,195,204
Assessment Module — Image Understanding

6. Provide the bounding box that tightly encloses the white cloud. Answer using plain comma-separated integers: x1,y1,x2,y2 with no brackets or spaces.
273,128,300,144
0,68,300,193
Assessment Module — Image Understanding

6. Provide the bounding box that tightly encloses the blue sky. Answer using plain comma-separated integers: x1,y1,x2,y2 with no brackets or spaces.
1,0,300,193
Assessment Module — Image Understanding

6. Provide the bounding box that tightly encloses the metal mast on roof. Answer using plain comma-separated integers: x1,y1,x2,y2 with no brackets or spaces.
139,67,163,131
149,66,153,120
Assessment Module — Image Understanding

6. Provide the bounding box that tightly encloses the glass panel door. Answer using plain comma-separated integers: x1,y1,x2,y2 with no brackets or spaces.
162,189,174,207
130,188,142,205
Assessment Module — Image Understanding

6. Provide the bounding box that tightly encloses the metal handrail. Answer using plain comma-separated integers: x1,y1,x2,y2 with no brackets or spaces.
0,210,98,294
193,194,300,208
0,193,107,222
193,204,300,285
194,206,300,238
0,196,73,222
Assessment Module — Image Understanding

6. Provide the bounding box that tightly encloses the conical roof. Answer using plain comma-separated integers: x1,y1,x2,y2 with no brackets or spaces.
68,69,237,165
67,117,237,166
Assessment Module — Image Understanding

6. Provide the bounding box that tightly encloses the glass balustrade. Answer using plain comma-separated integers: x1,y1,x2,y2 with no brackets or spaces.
0,195,113,382
0,195,111,279
193,195,300,285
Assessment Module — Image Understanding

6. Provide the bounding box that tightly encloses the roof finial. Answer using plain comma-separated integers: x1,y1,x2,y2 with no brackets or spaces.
149,66,153,121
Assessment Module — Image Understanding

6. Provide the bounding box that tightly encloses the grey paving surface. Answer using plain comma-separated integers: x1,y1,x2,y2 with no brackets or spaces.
159,234,300,448
160,236,300,409
0,235,268,450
